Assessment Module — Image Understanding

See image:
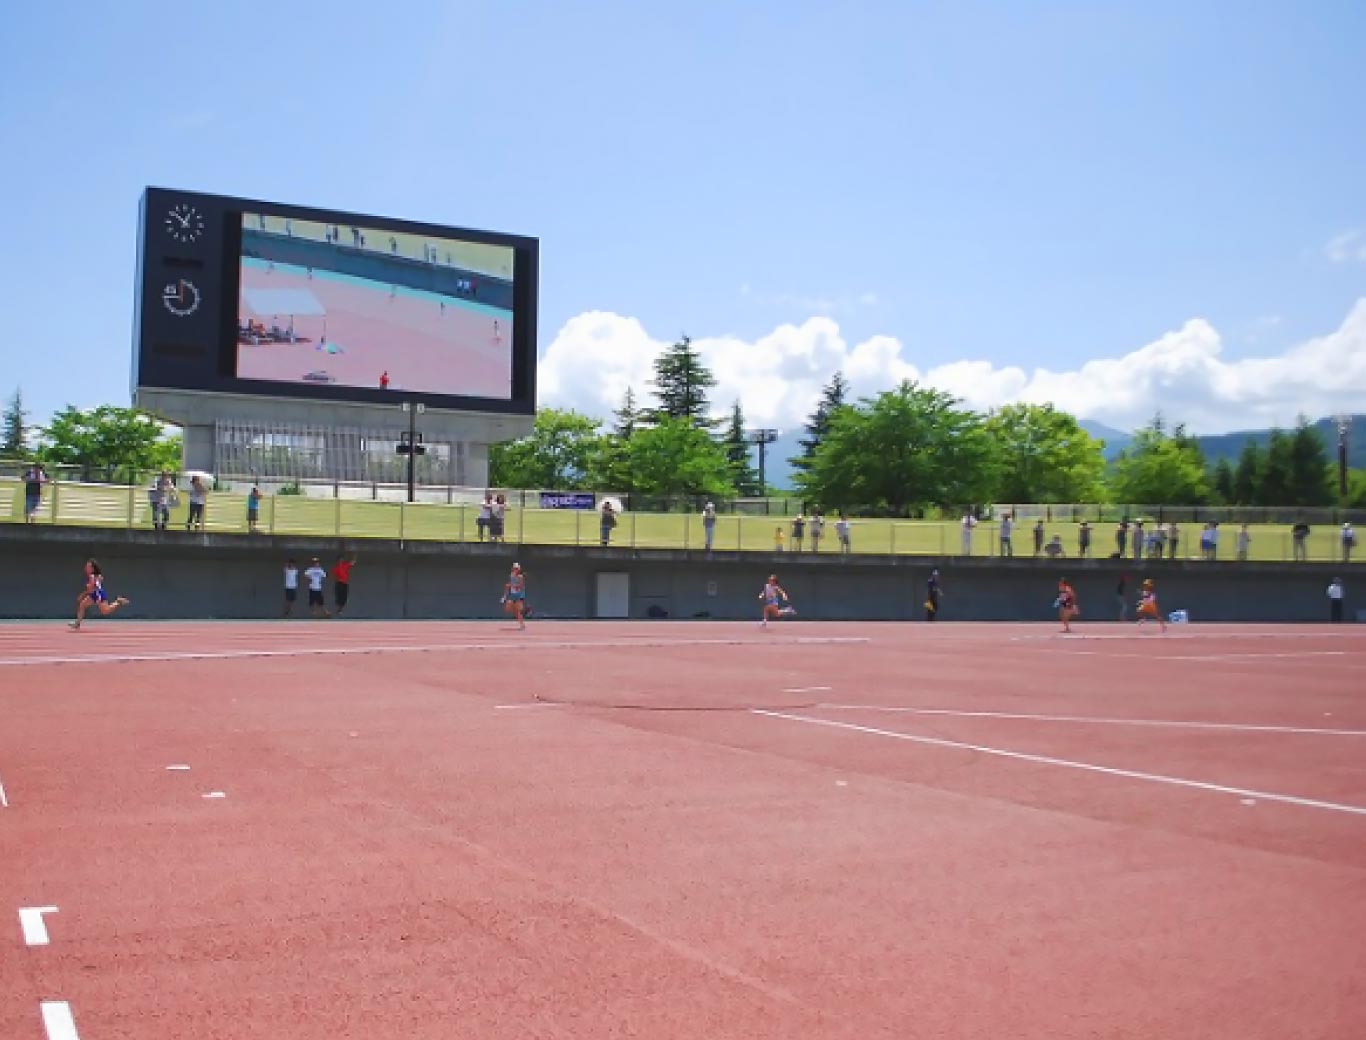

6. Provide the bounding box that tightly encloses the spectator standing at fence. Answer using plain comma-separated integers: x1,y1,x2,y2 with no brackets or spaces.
491,493,508,543
333,555,356,616
1292,521,1310,562
925,569,942,621
773,525,785,553
1236,523,1251,561
960,513,977,555
1327,577,1345,623
600,500,617,546
247,486,263,533
810,511,825,552
476,493,493,541
1149,524,1166,559
187,476,207,531
1201,522,1220,561
702,501,717,553
1078,520,1091,557
1033,519,1045,556
304,557,330,618
1168,522,1181,559
282,558,299,617
150,471,174,531
835,512,851,554
1116,521,1129,557
791,514,805,552
1131,520,1145,561
22,462,46,523
999,513,1014,556
1343,523,1357,563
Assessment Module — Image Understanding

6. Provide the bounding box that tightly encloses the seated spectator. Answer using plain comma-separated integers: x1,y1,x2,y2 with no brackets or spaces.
1045,535,1066,558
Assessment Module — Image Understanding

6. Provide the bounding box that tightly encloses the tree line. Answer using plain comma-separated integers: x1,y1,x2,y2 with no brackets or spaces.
5,349,1362,510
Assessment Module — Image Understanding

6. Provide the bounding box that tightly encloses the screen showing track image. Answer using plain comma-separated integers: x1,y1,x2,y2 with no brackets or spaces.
235,214,515,399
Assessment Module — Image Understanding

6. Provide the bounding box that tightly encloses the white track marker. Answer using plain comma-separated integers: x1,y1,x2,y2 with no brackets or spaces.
494,702,565,710
752,710,1366,817
202,791,226,799
40,1001,79,1040
165,764,191,771
19,906,58,946
0,635,870,669
0,772,8,808
816,705,1366,737
783,686,833,694
1068,650,1349,662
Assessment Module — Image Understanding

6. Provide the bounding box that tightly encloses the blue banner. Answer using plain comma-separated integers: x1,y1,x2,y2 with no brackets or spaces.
539,492,597,510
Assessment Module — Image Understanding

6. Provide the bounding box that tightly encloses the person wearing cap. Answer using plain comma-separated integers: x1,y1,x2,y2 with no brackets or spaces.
1327,577,1345,624
303,557,329,618
1343,523,1357,563
502,562,528,630
701,501,717,553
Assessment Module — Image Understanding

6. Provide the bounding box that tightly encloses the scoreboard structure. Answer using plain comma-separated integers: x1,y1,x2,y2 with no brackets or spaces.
132,187,538,486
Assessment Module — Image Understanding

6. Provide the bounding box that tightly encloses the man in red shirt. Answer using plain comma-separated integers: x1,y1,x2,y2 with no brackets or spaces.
333,556,356,616
379,371,390,390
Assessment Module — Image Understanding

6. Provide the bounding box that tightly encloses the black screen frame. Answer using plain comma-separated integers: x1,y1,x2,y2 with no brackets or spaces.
134,187,538,415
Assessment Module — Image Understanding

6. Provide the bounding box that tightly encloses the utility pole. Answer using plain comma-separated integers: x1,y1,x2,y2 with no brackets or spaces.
398,402,426,503
746,428,780,495
1335,413,1352,500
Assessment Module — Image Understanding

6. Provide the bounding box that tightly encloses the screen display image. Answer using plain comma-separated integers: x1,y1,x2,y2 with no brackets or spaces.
235,214,515,399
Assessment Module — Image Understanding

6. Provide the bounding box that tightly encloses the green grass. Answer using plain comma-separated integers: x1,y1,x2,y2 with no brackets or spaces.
2,478,1357,563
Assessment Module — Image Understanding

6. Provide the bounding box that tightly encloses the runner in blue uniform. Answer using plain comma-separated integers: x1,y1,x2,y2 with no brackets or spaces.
502,563,527,630
70,559,129,630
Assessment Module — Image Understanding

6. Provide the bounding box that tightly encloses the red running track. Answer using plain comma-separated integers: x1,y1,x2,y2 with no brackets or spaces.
2,621,1364,1039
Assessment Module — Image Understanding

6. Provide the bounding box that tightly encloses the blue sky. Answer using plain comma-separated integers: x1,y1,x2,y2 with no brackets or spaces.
2,1,1364,433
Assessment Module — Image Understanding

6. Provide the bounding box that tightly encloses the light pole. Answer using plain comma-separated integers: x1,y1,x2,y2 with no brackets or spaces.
398,402,426,503
1334,413,1352,501
746,428,780,495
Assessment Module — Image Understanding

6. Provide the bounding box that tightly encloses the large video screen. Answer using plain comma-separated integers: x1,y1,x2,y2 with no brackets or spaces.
235,214,516,399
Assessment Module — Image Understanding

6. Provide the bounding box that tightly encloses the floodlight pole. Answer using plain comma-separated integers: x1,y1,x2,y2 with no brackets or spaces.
401,401,425,503
1335,413,1351,501
746,428,780,494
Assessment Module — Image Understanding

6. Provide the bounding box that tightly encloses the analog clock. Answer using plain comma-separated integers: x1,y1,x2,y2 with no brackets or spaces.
162,278,201,317
165,203,206,243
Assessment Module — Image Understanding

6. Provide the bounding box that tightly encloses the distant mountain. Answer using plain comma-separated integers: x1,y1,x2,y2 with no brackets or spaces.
1078,420,1133,461
1193,415,1365,468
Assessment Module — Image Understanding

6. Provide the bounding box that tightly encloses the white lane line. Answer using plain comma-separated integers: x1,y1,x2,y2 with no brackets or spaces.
817,705,1366,737
165,764,191,771
783,686,833,694
751,710,1366,817
0,635,869,668
19,906,58,946
494,702,566,710
202,791,226,799
40,1001,80,1040
0,772,8,808
1068,650,1349,662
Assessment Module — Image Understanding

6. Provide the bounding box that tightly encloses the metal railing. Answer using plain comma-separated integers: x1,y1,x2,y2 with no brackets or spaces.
3,478,1361,563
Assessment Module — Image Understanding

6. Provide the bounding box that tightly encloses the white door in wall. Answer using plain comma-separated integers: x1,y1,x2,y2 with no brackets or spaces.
595,572,630,618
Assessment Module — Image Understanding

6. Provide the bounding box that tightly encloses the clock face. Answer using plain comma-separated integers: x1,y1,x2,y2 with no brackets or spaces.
165,203,205,243
162,278,201,317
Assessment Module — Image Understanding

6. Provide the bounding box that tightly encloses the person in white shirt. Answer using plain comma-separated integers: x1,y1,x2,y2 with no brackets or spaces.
1327,577,1345,624
702,502,717,553
282,558,299,617
999,513,1014,557
1236,523,1251,561
835,512,852,554
304,557,330,618
1343,524,1357,563
960,513,977,555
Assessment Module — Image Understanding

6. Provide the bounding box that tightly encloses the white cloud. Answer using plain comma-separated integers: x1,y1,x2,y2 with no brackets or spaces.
1326,230,1366,263
537,300,1366,435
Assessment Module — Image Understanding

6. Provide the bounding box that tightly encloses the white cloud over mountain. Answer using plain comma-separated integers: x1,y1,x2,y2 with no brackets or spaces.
538,299,1366,435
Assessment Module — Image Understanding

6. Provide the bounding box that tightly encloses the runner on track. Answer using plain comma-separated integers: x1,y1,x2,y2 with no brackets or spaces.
1054,577,1079,633
1136,578,1167,632
69,559,129,630
759,575,795,627
502,563,527,630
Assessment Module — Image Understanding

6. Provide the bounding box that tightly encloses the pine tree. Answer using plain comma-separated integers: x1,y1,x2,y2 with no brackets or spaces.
793,372,849,474
1,387,26,457
1286,417,1333,505
613,387,642,440
648,336,718,428
1232,440,1262,505
1211,458,1235,503
721,401,761,496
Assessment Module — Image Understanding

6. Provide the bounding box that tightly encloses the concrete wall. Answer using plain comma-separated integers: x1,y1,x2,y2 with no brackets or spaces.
0,526,1356,623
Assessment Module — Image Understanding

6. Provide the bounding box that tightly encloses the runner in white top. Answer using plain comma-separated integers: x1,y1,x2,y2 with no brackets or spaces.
283,559,299,617
759,575,796,628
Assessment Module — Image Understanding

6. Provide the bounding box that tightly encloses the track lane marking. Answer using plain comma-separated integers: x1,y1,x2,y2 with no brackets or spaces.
817,705,1366,737
40,1001,79,1040
0,771,8,808
752,710,1366,817
19,906,58,945
0,635,869,668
